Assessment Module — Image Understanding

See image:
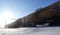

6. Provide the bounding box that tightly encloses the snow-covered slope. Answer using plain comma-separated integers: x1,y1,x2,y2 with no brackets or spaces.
0,27,60,35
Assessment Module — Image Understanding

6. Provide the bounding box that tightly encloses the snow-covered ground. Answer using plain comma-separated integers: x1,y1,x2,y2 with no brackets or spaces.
0,27,60,35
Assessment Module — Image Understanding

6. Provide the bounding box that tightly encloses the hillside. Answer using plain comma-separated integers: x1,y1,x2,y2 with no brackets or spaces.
5,1,60,28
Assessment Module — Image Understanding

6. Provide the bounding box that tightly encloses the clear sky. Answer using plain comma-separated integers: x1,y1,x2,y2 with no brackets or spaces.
0,0,59,28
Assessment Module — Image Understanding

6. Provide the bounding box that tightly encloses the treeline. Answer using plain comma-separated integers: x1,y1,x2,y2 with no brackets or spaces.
5,1,60,28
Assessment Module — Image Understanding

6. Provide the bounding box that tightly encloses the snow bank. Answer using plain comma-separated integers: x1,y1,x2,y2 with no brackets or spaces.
0,27,60,35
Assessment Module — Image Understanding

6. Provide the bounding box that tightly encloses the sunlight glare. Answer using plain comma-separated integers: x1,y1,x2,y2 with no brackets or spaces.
0,12,16,28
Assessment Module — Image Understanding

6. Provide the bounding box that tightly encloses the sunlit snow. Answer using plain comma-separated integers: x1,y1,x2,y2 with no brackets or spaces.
0,27,60,35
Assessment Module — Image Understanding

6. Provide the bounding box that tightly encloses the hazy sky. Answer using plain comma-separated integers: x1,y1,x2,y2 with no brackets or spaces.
0,0,58,18
0,0,58,28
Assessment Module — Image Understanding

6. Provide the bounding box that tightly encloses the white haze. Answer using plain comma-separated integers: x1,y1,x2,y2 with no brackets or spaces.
0,27,60,35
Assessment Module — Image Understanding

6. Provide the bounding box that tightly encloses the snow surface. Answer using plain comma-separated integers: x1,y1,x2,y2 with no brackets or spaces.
0,27,60,35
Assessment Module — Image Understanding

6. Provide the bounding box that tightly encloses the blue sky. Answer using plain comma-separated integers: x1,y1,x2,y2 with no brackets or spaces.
0,0,58,18
0,0,59,28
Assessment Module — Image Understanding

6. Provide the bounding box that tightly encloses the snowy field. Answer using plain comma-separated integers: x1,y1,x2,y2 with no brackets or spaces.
0,27,60,35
